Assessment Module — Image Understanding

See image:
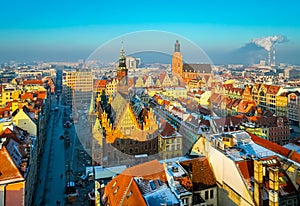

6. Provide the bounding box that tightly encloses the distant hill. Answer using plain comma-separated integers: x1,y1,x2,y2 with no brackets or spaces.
130,51,172,65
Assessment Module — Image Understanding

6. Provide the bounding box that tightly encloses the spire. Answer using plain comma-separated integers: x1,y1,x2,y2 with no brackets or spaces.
120,41,125,59
175,40,180,52
118,41,126,68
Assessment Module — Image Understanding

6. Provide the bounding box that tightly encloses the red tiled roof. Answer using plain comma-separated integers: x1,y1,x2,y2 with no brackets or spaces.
160,122,176,137
37,92,46,99
22,79,44,85
0,128,21,144
180,157,216,191
20,92,33,100
249,133,293,159
0,107,11,117
104,174,146,206
236,160,254,188
267,85,281,95
223,84,234,90
104,160,167,206
94,79,107,89
203,75,210,83
122,160,166,180
0,146,24,184
158,72,166,83
198,106,210,116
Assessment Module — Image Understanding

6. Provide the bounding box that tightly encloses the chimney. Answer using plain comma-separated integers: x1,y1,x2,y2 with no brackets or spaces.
273,46,276,66
268,190,278,206
268,167,279,206
268,50,271,66
254,160,263,206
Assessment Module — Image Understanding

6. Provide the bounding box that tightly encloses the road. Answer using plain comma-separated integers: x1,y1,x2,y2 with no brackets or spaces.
34,94,66,206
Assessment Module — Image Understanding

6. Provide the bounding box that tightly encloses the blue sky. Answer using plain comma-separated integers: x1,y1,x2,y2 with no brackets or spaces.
0,0,299,64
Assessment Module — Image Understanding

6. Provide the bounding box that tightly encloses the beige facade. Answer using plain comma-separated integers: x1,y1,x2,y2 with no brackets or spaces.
12,108,37,136
62,69,93,105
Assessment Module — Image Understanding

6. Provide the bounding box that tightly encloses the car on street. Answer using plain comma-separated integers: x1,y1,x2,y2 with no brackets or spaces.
64,121,72,128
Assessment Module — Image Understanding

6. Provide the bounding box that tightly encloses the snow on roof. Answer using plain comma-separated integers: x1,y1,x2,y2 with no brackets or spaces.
89,165,127,180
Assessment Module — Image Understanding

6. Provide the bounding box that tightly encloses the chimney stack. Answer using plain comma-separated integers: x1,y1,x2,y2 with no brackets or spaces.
254,160,263,206
273,46,276,66
268,50,271,66
268,167,279,206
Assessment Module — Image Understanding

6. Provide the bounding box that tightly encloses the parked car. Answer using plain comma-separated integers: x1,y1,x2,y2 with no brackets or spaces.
64,121,72,128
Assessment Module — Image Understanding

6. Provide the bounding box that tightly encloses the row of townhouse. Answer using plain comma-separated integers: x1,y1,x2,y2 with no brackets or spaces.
0,78,52,206
210,83,300,126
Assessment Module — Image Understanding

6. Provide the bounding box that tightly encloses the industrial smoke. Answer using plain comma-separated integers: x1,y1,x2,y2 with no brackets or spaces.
251,35,286,51
251,35,286,66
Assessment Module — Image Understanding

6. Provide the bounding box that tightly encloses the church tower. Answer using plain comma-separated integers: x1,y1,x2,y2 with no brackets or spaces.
172,40,183,77
117,44,128,83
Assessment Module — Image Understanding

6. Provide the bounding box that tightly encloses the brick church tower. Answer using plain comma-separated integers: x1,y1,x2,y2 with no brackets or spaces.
172,40,183,77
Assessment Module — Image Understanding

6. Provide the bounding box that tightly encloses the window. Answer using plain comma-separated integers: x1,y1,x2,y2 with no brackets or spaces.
205,190,208,200
112,181,117,188
126,191,132,198
210,189,214,199
113,186,119,195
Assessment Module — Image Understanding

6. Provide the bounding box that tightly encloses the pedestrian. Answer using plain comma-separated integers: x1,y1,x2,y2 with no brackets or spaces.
56,200,60,206
60,174,63,179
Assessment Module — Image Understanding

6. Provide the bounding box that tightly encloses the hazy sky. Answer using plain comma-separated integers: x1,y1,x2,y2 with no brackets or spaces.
0,0,299,65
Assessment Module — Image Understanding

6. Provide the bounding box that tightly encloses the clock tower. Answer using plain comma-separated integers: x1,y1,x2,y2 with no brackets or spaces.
117,44,128,83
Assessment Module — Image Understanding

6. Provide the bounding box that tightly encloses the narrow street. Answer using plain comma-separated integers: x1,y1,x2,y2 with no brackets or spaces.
34,95,66,205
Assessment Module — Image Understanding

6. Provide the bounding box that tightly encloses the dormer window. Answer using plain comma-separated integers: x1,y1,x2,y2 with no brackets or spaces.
126,191,132,198
112,180,117,188
113,186,119,195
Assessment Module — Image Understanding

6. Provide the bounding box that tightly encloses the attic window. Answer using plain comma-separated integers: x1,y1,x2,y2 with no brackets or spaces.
112,180,117,188
113,186,119,195
126,191,132,198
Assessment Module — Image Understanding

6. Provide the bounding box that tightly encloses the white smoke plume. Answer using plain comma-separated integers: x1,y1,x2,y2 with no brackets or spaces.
251,35,287,51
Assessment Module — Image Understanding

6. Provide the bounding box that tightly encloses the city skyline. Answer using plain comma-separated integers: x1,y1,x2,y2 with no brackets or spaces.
0,0,300,64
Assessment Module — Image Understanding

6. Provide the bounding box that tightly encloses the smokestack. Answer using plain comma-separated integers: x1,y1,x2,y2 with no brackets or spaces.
273,46,276,66
250,35,287,67
268,50,271,66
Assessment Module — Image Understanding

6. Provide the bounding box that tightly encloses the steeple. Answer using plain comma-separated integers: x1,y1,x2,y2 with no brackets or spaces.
117,42,128,82
175,40,180,52
119,41,126,68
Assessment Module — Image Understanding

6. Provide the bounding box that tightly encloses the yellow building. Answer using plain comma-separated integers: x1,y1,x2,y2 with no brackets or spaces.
0,87,22,107
12,108,37,137
266,85,281,114
276,93,288,117
158,123,182,159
